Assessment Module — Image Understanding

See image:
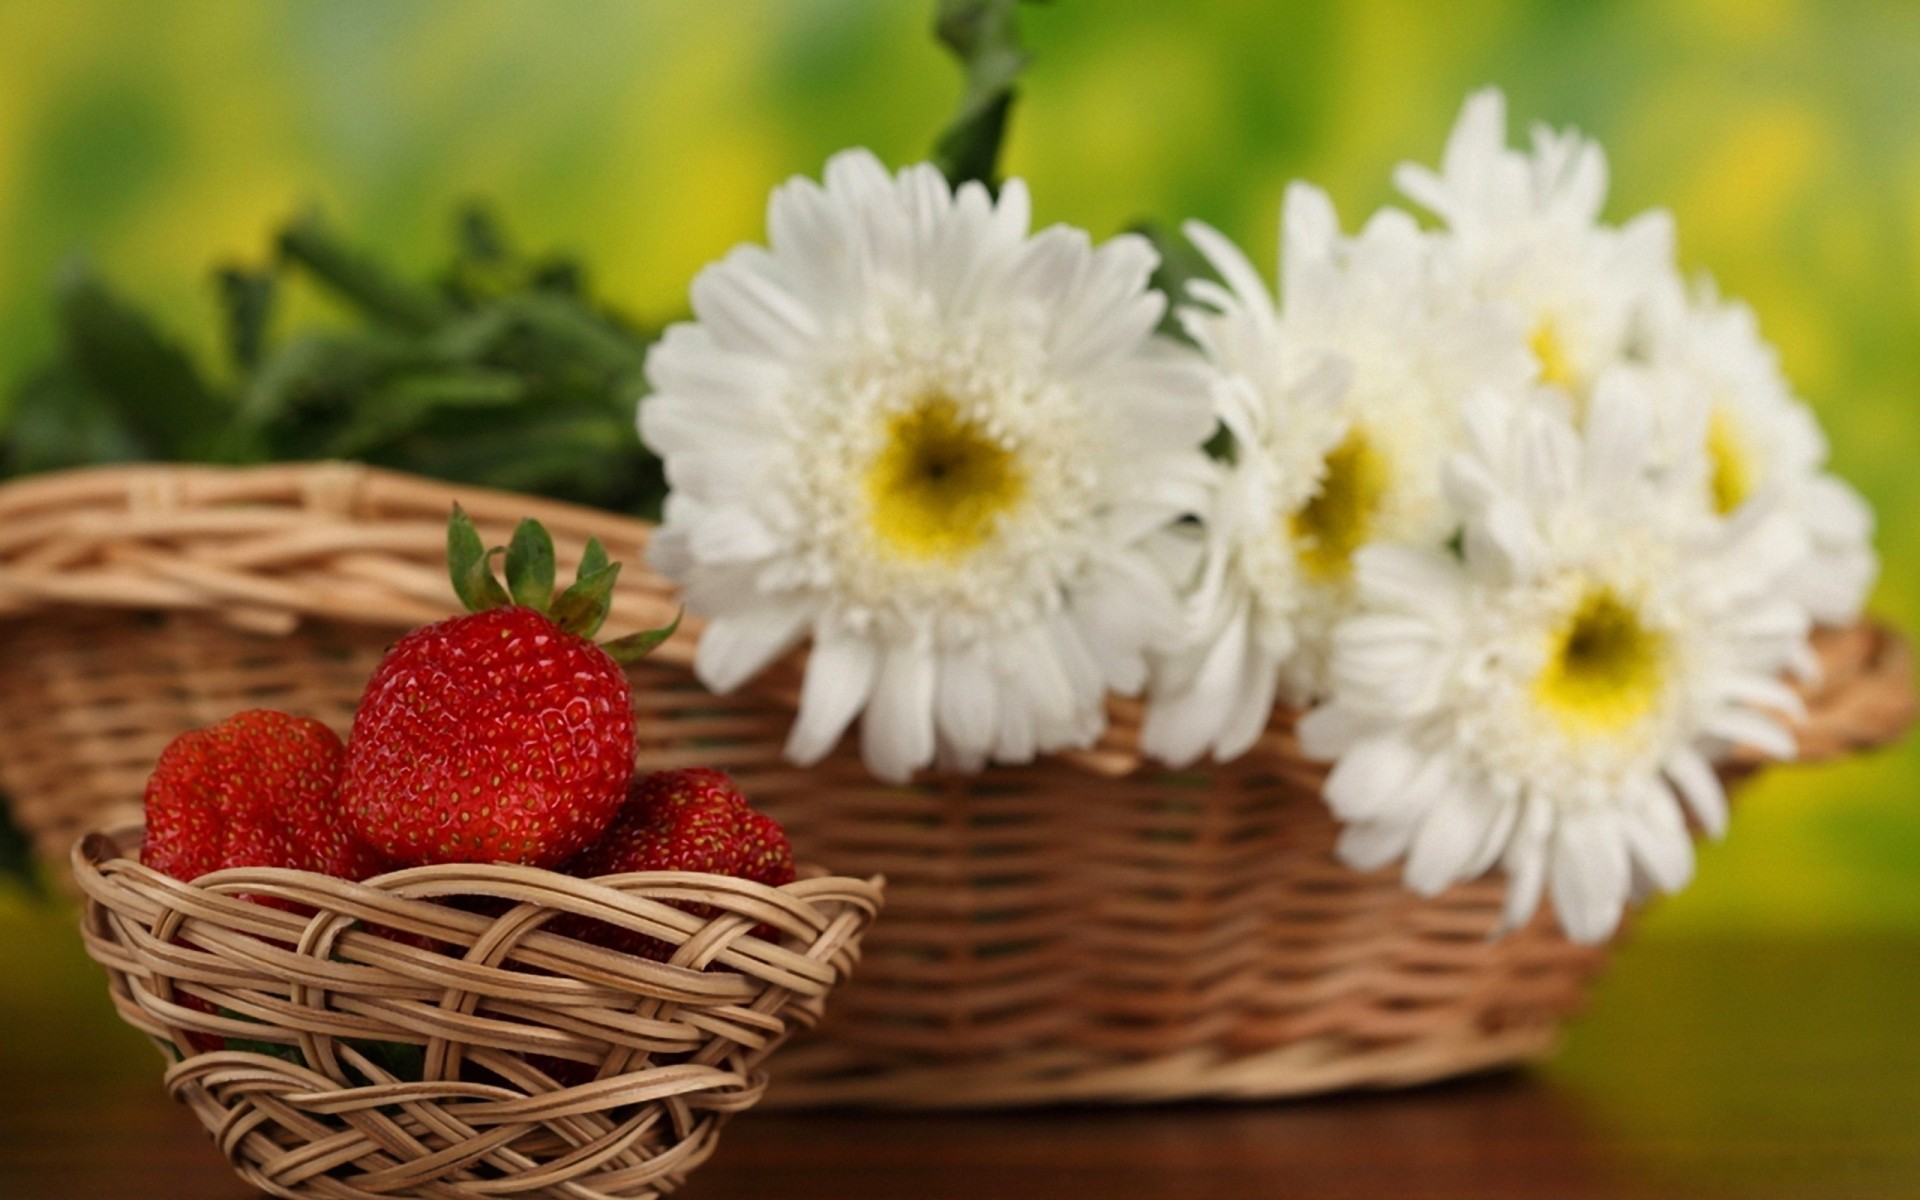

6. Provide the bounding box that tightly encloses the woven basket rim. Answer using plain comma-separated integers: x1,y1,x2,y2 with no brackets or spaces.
2,460,1911,786
77,821,885,982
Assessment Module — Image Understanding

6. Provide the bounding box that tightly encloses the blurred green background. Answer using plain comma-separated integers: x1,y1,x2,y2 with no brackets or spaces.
0,0,1914,1038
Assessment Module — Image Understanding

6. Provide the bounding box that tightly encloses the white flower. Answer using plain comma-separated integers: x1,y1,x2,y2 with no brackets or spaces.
1142,185,1531,766
1299,374,1811,943
1644,278,1877,627
640,150,1215,783
1396,87,1676,399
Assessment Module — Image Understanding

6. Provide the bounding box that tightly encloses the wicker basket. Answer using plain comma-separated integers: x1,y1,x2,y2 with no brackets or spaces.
4,463,1914,1108
75,823,882,1198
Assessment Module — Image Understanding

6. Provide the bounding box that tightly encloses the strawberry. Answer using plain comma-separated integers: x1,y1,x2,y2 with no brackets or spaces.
141,708,388,1055
342,507,678,869
735,810,798,889
142,709,386,885
561,768,796,959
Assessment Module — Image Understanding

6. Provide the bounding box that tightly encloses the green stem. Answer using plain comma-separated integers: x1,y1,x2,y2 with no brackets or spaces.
930,0,1037,190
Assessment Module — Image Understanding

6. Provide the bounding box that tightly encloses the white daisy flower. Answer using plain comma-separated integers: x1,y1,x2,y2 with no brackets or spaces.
1299,373,1812,943
641,150,1215,783
1645,277,1878,627
1396,87,1676,399
1142,185,1531,766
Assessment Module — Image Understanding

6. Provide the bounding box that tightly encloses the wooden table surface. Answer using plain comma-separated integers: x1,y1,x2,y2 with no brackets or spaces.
3,935,1916,1199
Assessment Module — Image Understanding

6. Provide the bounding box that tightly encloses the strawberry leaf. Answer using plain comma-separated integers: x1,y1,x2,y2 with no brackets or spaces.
552,558,621,638
447,504,507,612
576,536,610,586
505,518,556,612
603,608,682,665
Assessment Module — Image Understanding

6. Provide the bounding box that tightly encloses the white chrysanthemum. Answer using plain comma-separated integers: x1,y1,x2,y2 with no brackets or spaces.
641,150,1215,783
1142,185,1531,766
1645,277,1877,627
1299,374,1811,943
1396,88,1676,399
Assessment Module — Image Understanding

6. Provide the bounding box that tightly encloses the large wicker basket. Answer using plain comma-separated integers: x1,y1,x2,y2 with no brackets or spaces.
75,823,882,1198
4,463,1913,1107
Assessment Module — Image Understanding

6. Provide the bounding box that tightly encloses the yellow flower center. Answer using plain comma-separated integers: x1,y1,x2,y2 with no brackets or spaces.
1534,585,1668,735
1531,321,1576,390
1706,406,1756,515
1291,428,1390,582
866,395,1024,561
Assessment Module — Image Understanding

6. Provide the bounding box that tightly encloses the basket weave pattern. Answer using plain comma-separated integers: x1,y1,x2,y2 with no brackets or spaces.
6,464,1913,1108
76,824,882,1198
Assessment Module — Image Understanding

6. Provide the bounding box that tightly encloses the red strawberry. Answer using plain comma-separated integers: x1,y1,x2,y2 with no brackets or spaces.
341,508,677,869
562,768,796,959
141,708,388,1055
568,768,752,878
142,709,385,885
736,810,798,888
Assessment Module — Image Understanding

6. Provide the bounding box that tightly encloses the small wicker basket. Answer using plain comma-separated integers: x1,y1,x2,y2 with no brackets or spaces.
4,463,1913,1108
75,823,883,1198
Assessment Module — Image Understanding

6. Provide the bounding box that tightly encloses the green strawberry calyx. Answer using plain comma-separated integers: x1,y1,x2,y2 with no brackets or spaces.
446,504,680,665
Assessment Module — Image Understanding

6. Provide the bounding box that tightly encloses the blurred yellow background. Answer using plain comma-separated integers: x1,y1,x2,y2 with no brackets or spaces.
0,0,1913,1025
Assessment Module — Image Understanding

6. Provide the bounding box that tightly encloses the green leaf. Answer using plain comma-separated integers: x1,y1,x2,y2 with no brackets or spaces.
278,210,451,333
0,363,148,477
218,266,276,371
381,405,655,512
551,557,622,639
462,547,511,612
447,504,509,612
931,0,1038,189
576,536,610,585
493,292,651,377
54,261,232,460
505,518,556,612
237,330,419,431
602,609,683,666
322,369,527,459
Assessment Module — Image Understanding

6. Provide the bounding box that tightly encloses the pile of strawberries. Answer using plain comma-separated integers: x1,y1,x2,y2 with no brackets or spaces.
139,507,794,944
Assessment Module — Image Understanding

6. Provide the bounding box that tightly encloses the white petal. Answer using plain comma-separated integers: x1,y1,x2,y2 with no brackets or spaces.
1330,614,1452,717
1402,781,1502,896
1323,733,1431,823
860,646,938,783
934,645,998,769
694,605,813,693
1181,220,1276,324
1665,748,1729,838
1622,787,1695,895
1296,703,1371,760
1279,182,1341,303
1141,602,1253,766
1515,405,1580,510
687,505,780,565
1464,496,1542,584
689,249,817,359
784,635,880,765
1211,653,1281,764
1703,707,1797,761
1548,809,1631,944
1581,369,1656,496
1499,798,1553,933
1353,545,1467,623
1049,234,1162,374
1071,557,1182,692
1336,817,1419,873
